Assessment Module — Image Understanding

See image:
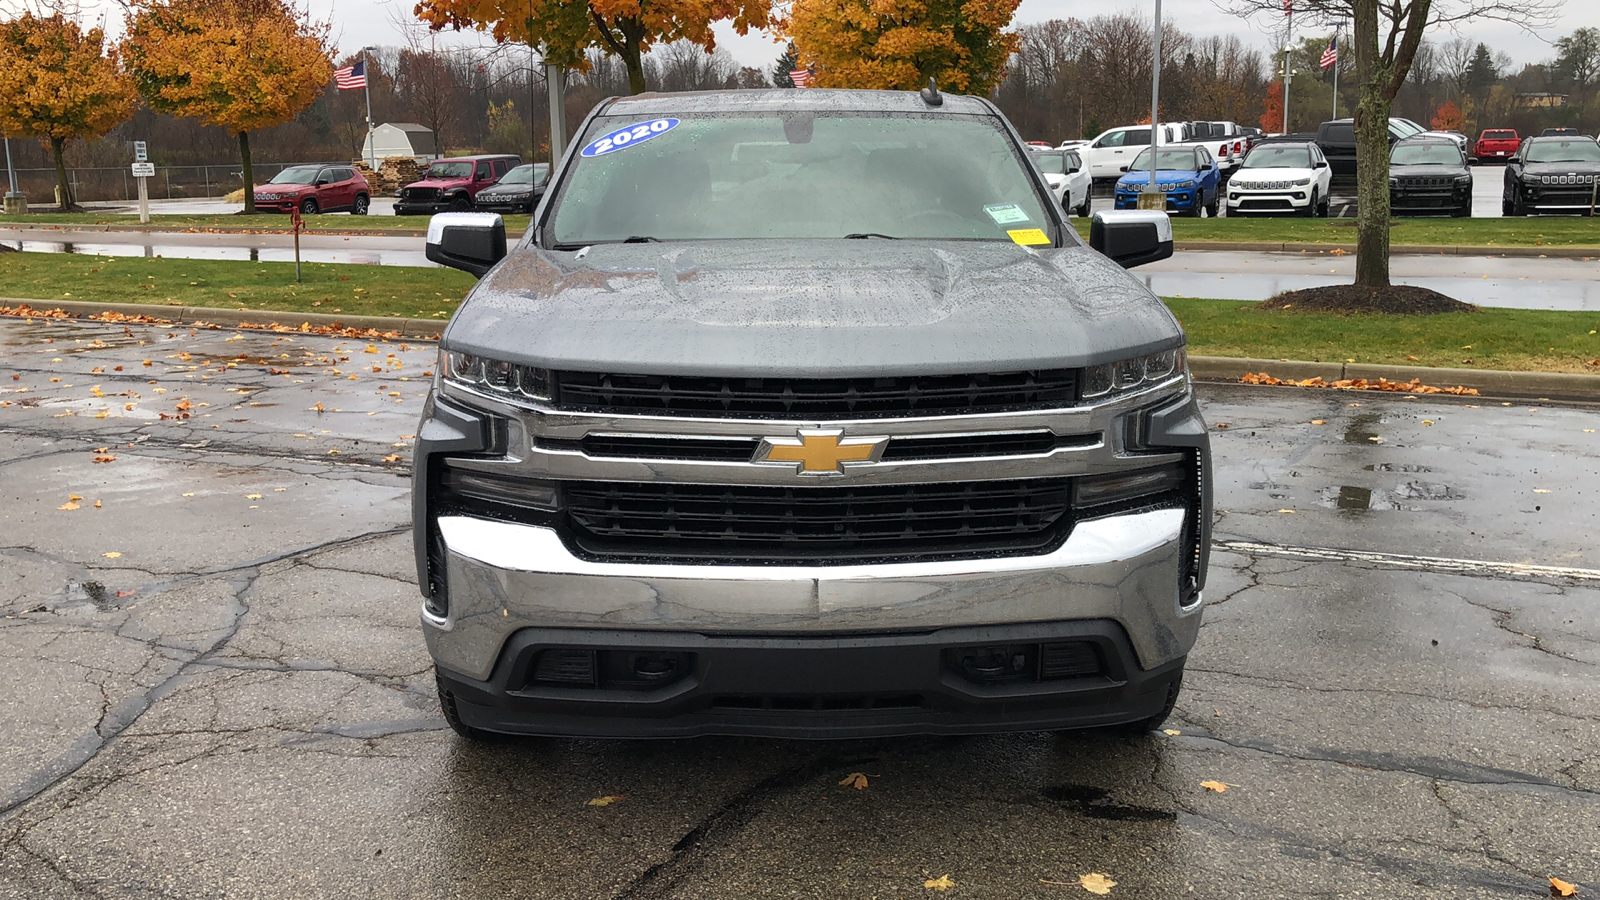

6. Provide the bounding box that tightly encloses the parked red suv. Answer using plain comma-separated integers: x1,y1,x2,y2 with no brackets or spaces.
251,164,371,215
396,155,521,215
1473,129,1520,162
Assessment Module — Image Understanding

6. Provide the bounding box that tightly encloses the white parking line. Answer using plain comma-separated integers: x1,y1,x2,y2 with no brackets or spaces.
1215,539,1600,584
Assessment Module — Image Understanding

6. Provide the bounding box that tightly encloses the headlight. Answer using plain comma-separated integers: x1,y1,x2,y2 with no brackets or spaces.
1454,175,1472,185
1292,177,1312,186
1082,348,1186,401
441,349,552,402
1175,181,1195,189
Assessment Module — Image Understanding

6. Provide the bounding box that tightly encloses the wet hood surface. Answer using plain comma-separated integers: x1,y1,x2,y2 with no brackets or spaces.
405,178,470,191
444,239,1182,376
1521,160,1600,176
1390,164,1470,179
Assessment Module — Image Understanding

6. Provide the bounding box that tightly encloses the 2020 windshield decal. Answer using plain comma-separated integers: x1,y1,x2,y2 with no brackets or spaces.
581,119,680,157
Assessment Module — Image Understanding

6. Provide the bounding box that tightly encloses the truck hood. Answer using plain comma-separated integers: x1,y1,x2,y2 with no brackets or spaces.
1522,160,1600,177
443,239,1182,376
406,177,469,190
1390,164,1469,179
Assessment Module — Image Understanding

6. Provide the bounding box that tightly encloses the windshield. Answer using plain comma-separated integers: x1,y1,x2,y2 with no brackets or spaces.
1033,154,1065,175
496,164,549,185
1391,144,1463,165
1128,148,1200,171
269,166,322,185
1393,119,1425,137
426,161,474,179
547,112,1054,244
1242,146,1310,169
1525,140,1600,163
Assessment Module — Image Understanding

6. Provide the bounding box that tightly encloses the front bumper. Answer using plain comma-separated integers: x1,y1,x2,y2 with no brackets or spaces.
251,197,297,212
1227,189,1311,212
396,199,457,215
1114,190,1196,211
1390,187,1471,214
437,623,1187,738
473,198,533,213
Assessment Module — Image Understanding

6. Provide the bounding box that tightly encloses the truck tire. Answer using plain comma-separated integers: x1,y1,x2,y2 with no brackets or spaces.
1297,189,1317,218
450,195,471,212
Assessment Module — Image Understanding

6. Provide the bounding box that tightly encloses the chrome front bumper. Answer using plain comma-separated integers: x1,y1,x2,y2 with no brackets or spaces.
422,506,1201,682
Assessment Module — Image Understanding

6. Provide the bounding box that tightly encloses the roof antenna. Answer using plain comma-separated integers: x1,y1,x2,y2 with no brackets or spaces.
920,77,943,107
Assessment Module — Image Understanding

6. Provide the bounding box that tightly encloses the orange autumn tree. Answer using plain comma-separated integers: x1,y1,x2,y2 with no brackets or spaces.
414,0,771,96
1430,99,1464,131
0,14,137,211
785,0,1021,94
122,0,333,213
1259,80,1284,133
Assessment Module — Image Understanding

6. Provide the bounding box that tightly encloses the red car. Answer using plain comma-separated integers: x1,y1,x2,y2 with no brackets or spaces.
395,155,521,215
1473,129,1520,162
251,163,371,215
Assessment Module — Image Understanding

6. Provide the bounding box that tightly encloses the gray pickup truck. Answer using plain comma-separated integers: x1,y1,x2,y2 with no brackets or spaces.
415,88,1211,740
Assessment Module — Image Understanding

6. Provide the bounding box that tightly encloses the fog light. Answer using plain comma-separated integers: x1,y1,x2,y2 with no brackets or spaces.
533,649,596,686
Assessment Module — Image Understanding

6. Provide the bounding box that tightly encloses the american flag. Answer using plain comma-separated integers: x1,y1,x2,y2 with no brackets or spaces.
334,60,367,90
790,67,812,88
1320,35,1338,68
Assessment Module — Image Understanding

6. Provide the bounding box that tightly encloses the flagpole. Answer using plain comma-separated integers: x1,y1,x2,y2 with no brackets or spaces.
1332,25,1340,119
362,48,375,170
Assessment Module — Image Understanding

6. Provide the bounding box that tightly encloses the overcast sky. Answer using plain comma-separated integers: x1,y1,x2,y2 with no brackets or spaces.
88,0,1596,75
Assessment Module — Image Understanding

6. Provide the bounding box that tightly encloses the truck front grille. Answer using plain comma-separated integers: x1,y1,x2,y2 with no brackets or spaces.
563,478,1073,563
552,370,1080,419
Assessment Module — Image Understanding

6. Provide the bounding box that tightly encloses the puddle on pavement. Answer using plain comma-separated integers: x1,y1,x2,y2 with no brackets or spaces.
1040,784,1176,822
57,580,118,613
1364,463,1433,473
1343,413,1385,444
1320,480,1464,511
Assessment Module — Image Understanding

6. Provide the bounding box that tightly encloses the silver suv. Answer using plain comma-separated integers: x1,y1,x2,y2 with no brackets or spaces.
416,88,1211,740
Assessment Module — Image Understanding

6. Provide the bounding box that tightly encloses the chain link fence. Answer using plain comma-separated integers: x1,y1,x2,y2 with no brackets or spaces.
7,163,303,205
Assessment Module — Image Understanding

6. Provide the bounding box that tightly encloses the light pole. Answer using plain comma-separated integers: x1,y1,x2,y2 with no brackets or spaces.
3,136,19,200
1282,3,1294,133
1139,0,1165,210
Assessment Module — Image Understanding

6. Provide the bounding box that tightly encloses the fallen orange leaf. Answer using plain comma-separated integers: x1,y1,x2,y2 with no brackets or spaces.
586,795,622,807
1079,872,1117,894
1550,876,1577,897
1200,780,1232,793
924,874,955,891
838,772,871,790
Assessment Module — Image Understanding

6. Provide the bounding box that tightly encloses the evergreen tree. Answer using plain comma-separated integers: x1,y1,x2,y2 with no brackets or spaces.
772,41,797,88
1463,43,1497,97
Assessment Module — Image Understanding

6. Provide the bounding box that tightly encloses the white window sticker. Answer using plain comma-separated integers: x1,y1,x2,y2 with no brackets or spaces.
580,118,680,158
984,204,1031,225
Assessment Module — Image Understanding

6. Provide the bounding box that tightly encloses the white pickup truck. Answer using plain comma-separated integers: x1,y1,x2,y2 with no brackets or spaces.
1081,122,1247,182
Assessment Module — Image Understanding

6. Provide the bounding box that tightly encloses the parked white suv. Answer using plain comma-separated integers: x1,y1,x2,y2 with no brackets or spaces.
1030,147,1092,217
1225,141,1333,217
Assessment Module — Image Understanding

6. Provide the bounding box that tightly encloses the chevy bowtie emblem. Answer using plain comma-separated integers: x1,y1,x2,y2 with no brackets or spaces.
755,429,889,475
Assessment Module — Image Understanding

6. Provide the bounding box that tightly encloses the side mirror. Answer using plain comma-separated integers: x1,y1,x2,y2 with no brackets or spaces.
1090,210,1173,269
1314,160,1328,169
1467,157,1480,166
1119,165,1130,173
426,212,506,278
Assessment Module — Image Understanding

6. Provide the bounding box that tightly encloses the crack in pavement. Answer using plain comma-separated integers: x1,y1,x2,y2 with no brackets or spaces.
0,526,410,819
1214,537,1600,586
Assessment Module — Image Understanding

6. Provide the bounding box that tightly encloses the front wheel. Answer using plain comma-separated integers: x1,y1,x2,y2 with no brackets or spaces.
450,195,471,212
1298,189,1318,218
1075,195,1091,218
1511,190,1529,216
299,197,319,215
352,193,369,215
1205,191,1220,218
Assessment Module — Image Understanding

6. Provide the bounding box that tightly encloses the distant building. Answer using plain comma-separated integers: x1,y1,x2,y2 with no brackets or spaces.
1514,93,1568,109
361,123,439,165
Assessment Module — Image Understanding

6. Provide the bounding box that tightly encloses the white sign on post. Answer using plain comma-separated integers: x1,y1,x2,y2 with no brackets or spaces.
133,141,147,163
131,161,154,224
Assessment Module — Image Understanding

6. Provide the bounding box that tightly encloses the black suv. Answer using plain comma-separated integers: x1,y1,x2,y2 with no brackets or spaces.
1503,136,1600,216
1388,136,1472,217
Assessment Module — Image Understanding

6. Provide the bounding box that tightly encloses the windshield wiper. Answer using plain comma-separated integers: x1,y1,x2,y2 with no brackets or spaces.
621,235,660,243
844,232,899,239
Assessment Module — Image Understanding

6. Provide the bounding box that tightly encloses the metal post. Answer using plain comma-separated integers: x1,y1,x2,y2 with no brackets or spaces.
1137,0,1164,210
5,137,19,195
363,47,376,170
1332,23,1340,119
1283,3,1293,133
547,61,567,164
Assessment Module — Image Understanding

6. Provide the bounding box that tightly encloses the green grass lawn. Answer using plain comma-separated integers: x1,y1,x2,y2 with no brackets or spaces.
5,252,1598,374
1070,216,1600,248
1167,298,1600,374
0,212,534,234
0,251,473,321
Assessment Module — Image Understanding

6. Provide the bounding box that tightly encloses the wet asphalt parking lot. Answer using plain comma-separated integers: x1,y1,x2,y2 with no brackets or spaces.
1,317,1597,898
